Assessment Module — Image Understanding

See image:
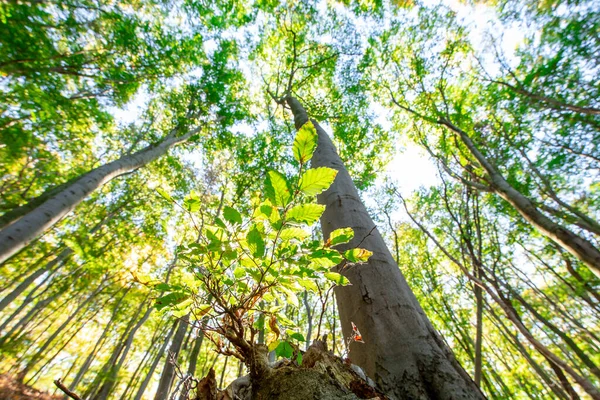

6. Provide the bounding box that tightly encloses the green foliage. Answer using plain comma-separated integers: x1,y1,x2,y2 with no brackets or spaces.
150,126,370,359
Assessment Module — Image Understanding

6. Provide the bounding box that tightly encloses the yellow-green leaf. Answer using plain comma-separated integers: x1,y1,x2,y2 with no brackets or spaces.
344,248,372,263
299,167,338,196
293,121,318,163
287,203,325,225
223,206,243,225
328,227,354,247
266,170,292,207
278,227,309,241
324,272,351,286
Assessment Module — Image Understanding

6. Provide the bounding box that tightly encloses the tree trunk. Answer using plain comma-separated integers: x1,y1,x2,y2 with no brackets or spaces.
0,127,198,265
70,287,130,390
439,119,600,278
134,320,178,400
0,247,71,312
284,96,484,399
153,315,189,400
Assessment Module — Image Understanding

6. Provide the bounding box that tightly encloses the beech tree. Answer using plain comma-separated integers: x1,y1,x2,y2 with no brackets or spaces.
0,0,598,399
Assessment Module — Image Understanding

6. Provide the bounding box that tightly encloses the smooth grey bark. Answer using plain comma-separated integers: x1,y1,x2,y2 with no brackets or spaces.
439,119,600,278
302,291,313,351
284,96,484,399
90,299,152,400
18,276,109,380
153,315,189,400
187,334,204,377
0,126,199,265
70,287,130,390
0,247,71,312
134,320,178,400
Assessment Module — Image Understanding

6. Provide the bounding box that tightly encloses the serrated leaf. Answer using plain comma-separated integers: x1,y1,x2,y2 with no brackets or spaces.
247,226,265,258
297,352,303,365
266,170,292,207
299,167,338,196
310,249,343,267
172,298,193,318
287,203,325,225
328,227,354,247
223,206,242,225
324,272,351,286
279,227,309,241
293,121,318,163
344,248,373,263
275,341,294,358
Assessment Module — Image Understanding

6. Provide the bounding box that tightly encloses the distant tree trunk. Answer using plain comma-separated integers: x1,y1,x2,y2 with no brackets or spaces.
122,320,168,399
0,248,71,312
70,286,131,390
92,300,153,400
187,334,204,377
302,291,313,351
439,119,600,278
134,320,178,400
153,315,189,400
18,276,109,380
0,126,199,265
284,96,484,399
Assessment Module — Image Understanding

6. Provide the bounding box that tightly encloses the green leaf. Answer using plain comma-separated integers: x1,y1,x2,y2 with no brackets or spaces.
328,227,354,247
293,120,318,163
247,226,265,257
299,167,338,196
298,278,318,292
233,267,246,279
156,188,173,202
275,341,294,358
287,203,325,225
268,340,280,352
266,170,292,207
155,292,190,310
280,286,299,307
296,352,303,365
310,249,343,267
223,206,243,225
344,248,373,263
290,332,306,342
278,227,309,241
324,272,351,286
184,190,202,212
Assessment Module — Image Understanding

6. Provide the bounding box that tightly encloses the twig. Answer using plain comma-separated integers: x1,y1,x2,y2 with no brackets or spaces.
53,379,82,400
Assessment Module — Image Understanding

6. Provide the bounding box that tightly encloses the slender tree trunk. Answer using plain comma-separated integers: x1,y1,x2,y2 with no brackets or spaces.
0,126,199,265
134,320,178,400
92,300,153,400
70,287,130,390
302,291,313,351
18,277,109,380
439,119,600,278
187,334,204,377
153,315,189,400
284,96,484,399
0,248,71,312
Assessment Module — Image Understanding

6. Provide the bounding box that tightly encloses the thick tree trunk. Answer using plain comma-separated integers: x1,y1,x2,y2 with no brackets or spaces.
439,119,600,278
153,314,189,400
285,96,484,399
0,127,198,265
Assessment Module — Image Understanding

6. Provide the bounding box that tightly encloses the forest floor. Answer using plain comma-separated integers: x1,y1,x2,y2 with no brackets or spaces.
0,374,60,400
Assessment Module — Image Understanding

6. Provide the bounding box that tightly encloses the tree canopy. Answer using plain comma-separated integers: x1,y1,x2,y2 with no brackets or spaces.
0,0,598,399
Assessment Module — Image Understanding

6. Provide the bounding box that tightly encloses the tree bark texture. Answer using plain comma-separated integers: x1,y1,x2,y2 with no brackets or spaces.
0,127,198,265
285,96,484,400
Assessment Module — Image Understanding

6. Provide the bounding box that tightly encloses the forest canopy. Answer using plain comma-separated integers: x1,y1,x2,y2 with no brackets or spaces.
0,0,598,399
